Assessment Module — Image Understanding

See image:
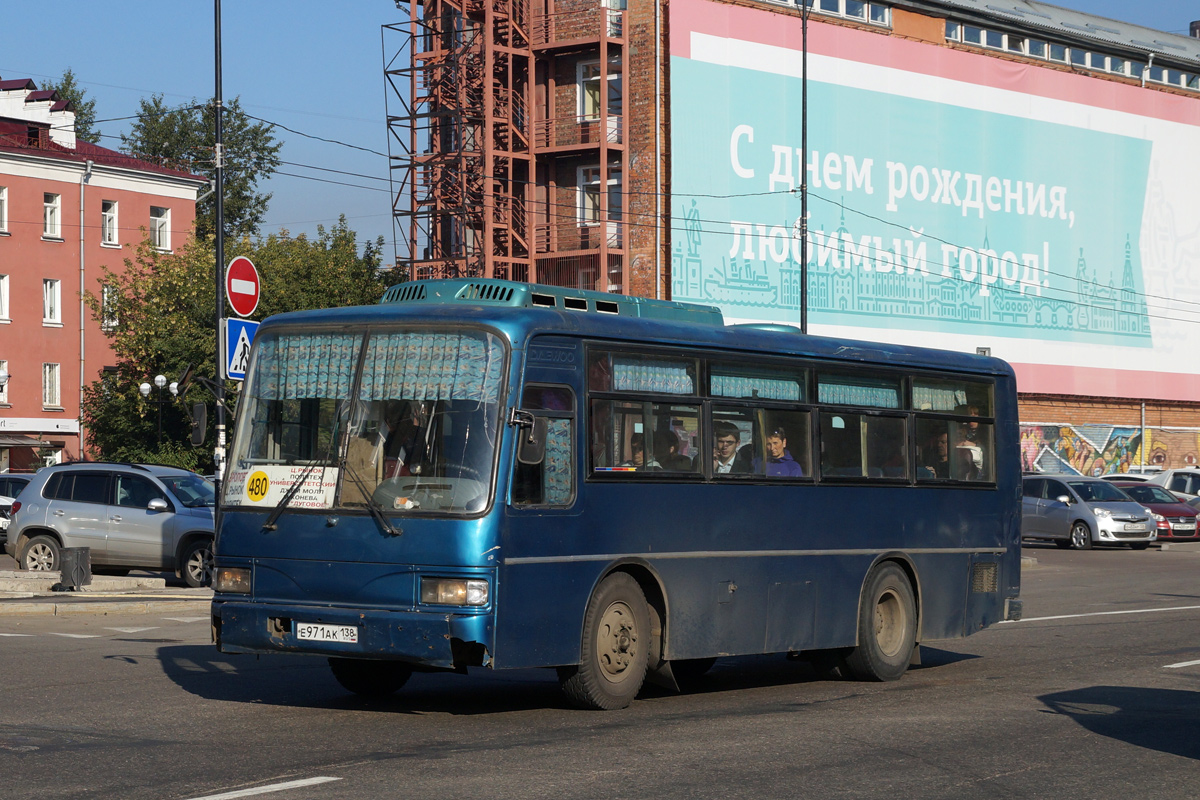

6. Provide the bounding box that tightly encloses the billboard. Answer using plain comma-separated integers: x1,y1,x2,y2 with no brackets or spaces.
669,0,1200,401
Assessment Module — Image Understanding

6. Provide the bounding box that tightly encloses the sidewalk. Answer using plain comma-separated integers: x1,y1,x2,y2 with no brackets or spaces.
0,555,212,617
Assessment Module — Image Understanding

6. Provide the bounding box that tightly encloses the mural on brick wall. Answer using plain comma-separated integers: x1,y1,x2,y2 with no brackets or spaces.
1020,424,1200,475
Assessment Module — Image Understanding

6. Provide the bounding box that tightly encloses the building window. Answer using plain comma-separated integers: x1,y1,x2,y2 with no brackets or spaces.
578,165,624,247
150,206,170,251
0,186,8,232
101,284,119,330
0,273,8,321
43,193,61,238
101,200,118,245
43,362,60,408
809,0,889,26
43,279,61,324
0,360,7,405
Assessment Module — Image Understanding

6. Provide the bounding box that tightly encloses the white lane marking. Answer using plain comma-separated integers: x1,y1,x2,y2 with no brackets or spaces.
999,604,1200,624
105,627,159,634
1164,659,1200,669
0,633,34,637
183,777,342,800
47,633,101,639
164,616,209,623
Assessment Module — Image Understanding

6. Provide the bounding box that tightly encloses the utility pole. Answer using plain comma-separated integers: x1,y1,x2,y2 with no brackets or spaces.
214,0,227,490
800,0,810,335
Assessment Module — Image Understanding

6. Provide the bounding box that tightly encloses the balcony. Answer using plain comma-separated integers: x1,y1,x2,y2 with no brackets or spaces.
535,221,623,253
535,114,621,149
532,6,622,48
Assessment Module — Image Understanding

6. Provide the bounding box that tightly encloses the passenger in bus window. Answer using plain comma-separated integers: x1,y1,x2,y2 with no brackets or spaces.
712,422,745,474
920,430,951,479
653,429,693,471
752,426,805,477
619,433,646,468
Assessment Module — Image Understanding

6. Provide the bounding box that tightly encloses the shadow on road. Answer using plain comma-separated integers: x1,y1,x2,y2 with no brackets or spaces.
155,642,979,714
1040,685,1200,761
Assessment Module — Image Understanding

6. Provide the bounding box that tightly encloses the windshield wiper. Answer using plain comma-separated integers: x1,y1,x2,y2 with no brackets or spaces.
261,461,323,532
343,461,402,537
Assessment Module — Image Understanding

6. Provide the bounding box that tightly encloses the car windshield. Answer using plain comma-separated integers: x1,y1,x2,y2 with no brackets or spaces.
224,327,506,515
1068,481,1132,502
1122,484,1179,504
161,474,216,507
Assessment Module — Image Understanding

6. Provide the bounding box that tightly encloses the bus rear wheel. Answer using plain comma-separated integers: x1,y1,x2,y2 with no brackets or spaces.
559,572,650,710
328,657,412,698
844,563,916,682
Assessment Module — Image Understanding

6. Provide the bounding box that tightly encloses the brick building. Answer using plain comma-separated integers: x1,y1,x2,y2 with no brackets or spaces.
387,0,1200,475
0,77,206,471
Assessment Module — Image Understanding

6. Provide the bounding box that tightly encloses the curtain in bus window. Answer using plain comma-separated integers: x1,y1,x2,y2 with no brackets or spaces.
612,357,694,394
912,385,966,412
710,373,801,401
817,375,900,408
360,332,504,403
257,333,360,400
543,418,573,504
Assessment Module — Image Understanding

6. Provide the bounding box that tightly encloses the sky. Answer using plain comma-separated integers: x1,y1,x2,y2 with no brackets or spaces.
1,1,1197,266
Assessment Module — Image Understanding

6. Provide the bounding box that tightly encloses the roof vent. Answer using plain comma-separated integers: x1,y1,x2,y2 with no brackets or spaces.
382,283,427,303
457,282,514,303
563,297,588,311
530,293,557,308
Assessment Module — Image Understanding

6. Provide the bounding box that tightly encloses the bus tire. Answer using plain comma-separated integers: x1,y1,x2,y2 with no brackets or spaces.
328,657,412,698
558,572,650,710
844,563,916,682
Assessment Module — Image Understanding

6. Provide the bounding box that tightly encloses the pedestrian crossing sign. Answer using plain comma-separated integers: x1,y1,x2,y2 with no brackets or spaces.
225,318,260,381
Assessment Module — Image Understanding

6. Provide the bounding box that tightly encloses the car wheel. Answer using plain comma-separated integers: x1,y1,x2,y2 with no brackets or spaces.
1070,521,1093,550
843,562,917,682
21,535,61,572
181,539,214,588
558,572,651,710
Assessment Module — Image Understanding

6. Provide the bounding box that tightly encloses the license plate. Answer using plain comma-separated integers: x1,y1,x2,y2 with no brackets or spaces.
1124,523,1146,532
1172,523,1196,530
295,622,359,643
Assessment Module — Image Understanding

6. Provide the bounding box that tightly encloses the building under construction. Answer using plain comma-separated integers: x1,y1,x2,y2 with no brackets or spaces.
386,0,664,298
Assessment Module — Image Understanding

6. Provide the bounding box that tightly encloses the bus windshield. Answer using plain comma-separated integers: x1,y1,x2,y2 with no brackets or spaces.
224,327,506,515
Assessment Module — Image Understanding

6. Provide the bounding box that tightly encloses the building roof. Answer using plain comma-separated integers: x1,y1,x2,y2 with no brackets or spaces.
925,0,1200,65
0,117,205,183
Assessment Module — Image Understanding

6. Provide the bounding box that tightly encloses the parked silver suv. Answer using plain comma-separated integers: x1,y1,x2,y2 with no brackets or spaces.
1021,474,1156,550
1146,467,1200,499
3,463,215,587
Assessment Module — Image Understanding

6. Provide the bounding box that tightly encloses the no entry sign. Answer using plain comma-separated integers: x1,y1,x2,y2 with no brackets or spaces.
226,256,261,317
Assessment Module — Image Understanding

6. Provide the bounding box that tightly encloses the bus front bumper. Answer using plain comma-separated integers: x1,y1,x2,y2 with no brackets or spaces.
212,600,493,669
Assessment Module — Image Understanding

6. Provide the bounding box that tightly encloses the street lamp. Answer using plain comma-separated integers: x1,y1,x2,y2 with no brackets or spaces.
140,374,170,446
0,368,9,390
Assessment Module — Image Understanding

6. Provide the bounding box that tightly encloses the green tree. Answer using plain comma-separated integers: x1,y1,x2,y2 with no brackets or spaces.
121,95,282,239
82,226,395,470
43,68,99,144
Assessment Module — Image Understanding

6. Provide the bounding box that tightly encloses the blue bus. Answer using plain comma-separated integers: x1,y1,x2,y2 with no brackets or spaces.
212,279,1022,710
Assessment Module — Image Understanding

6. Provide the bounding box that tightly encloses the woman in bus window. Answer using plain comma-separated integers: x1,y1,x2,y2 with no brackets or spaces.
752,426,804,477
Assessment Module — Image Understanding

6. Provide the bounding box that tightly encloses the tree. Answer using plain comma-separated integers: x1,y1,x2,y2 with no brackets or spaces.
82,225,395,470
121,95,282,239
43,68,99,144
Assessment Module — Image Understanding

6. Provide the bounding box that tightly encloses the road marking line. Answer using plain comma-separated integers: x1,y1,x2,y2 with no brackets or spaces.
0,633,34,637
164,616,210,623
1164,659,1200,669
105,627,159,633
47,633,101,639
183,777,342,800
1000,604,1200,624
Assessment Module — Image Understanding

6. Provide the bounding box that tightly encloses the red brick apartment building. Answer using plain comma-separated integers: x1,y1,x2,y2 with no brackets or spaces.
386,0,1200,474
0,77,205,471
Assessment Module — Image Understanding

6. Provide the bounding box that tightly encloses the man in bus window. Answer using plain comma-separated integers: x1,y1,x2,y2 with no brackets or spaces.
712,422,745,474
753,426,804,477
653,429,692,471
921,430,950,479
620,433,646,468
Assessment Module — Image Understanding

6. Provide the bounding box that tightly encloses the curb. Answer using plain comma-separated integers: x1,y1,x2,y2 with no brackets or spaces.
0,598,211,617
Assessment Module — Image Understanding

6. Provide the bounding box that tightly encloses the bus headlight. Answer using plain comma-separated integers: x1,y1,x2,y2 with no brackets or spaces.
214,567,252,594
421,577,489,607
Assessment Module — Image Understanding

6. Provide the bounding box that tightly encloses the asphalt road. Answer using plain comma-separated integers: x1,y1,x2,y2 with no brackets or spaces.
2,544,1199,800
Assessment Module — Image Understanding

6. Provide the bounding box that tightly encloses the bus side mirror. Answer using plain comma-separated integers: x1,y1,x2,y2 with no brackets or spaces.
191,403,207,447
516,415,547,465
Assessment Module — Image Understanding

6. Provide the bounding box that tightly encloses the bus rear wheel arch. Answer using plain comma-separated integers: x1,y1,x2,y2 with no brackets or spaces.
844,561,918,682
558,571,651,710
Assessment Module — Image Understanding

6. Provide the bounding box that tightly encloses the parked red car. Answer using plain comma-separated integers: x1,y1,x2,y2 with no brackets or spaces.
1111,481,1200,541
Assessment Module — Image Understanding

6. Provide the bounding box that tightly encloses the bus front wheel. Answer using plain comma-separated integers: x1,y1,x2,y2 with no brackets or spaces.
559,572,651,710
844,563,916,682
328,657,412,698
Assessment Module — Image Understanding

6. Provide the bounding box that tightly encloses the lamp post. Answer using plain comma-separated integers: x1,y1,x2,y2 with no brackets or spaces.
139,374,174,446
0,368,9,392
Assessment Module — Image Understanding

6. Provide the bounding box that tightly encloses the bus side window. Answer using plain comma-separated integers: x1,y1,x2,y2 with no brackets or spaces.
513,386,575,506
